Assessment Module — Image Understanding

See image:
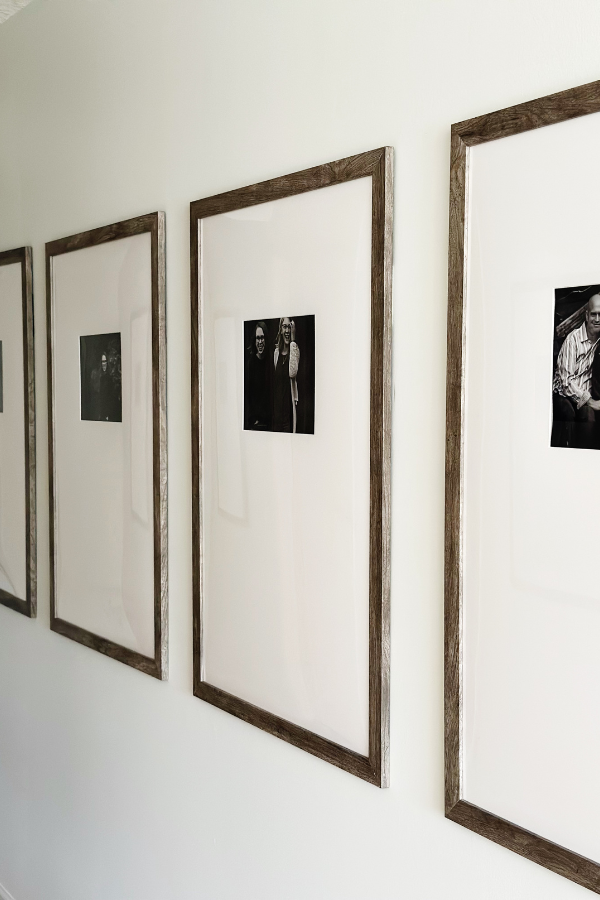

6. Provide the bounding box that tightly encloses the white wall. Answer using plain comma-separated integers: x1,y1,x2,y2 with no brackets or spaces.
0,1,599,898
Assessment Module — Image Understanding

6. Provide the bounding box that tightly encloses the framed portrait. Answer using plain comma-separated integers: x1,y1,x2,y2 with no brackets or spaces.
0,247,36,618
446,80,600,892
191,148,393,785
46,212,167,679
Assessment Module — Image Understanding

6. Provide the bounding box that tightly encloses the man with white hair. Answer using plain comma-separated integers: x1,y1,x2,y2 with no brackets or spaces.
552,292,600,448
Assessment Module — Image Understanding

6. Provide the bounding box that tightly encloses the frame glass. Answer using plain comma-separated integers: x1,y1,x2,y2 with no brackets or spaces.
46,213,167,679
191,149,393,785
446,79,600,892
0,246,36,618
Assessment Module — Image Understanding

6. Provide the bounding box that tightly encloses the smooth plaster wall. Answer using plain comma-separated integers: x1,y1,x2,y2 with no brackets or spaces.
0,1,599,898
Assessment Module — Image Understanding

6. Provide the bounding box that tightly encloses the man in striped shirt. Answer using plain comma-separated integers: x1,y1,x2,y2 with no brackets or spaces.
552,293,600,448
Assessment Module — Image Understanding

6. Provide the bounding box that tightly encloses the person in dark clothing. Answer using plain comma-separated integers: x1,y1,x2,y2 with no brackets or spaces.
90,348,122,422
245,321,272,430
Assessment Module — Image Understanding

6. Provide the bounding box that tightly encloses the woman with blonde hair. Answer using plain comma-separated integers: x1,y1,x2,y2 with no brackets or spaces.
272,316,300,433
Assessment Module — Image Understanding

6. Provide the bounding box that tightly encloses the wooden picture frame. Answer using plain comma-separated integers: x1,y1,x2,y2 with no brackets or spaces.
446,80,600,893
46,212,168,679
191,148,393,786
0,246,36,618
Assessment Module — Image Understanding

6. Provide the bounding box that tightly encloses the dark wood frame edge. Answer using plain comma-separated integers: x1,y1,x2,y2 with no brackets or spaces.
0,246,36,619
196,681,380,784
445,78,600,893
46,212,168,681
191,147,393,786
447,801,600,893
52,617,162,679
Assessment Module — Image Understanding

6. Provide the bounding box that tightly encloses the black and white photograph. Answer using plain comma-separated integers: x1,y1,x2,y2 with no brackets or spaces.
193,149,391,785
551,284,600,449
243,314,315,434
48,213,166,678
80,332,122,423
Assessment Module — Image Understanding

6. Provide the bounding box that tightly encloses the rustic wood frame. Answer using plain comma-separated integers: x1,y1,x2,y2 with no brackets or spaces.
446,80,600,892
191,148,393,786
0,246,36,618
46,212,168,679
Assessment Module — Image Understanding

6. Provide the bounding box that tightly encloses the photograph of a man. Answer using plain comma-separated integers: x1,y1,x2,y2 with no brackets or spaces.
80,332,122,423
552,285,600,449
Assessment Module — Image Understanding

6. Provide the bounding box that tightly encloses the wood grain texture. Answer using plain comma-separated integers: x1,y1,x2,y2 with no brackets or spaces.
453,78,600,146
152,211,169,680
448,802,600,894
190,202,202,701
197,681,381,784
46,213,167,680
0,246,36,619
191,148,393,786
368,146,393,788
52,617,162,679
446,79,600,892
190,148,390,221
445,131,467,813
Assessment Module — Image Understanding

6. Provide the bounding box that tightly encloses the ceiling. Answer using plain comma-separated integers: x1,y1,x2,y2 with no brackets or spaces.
0,0,33,24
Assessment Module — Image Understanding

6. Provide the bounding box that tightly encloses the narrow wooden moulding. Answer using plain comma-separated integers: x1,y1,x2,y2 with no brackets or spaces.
0,246,36,619
445,78,600,893
46,212,168,680
191,148,393,786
